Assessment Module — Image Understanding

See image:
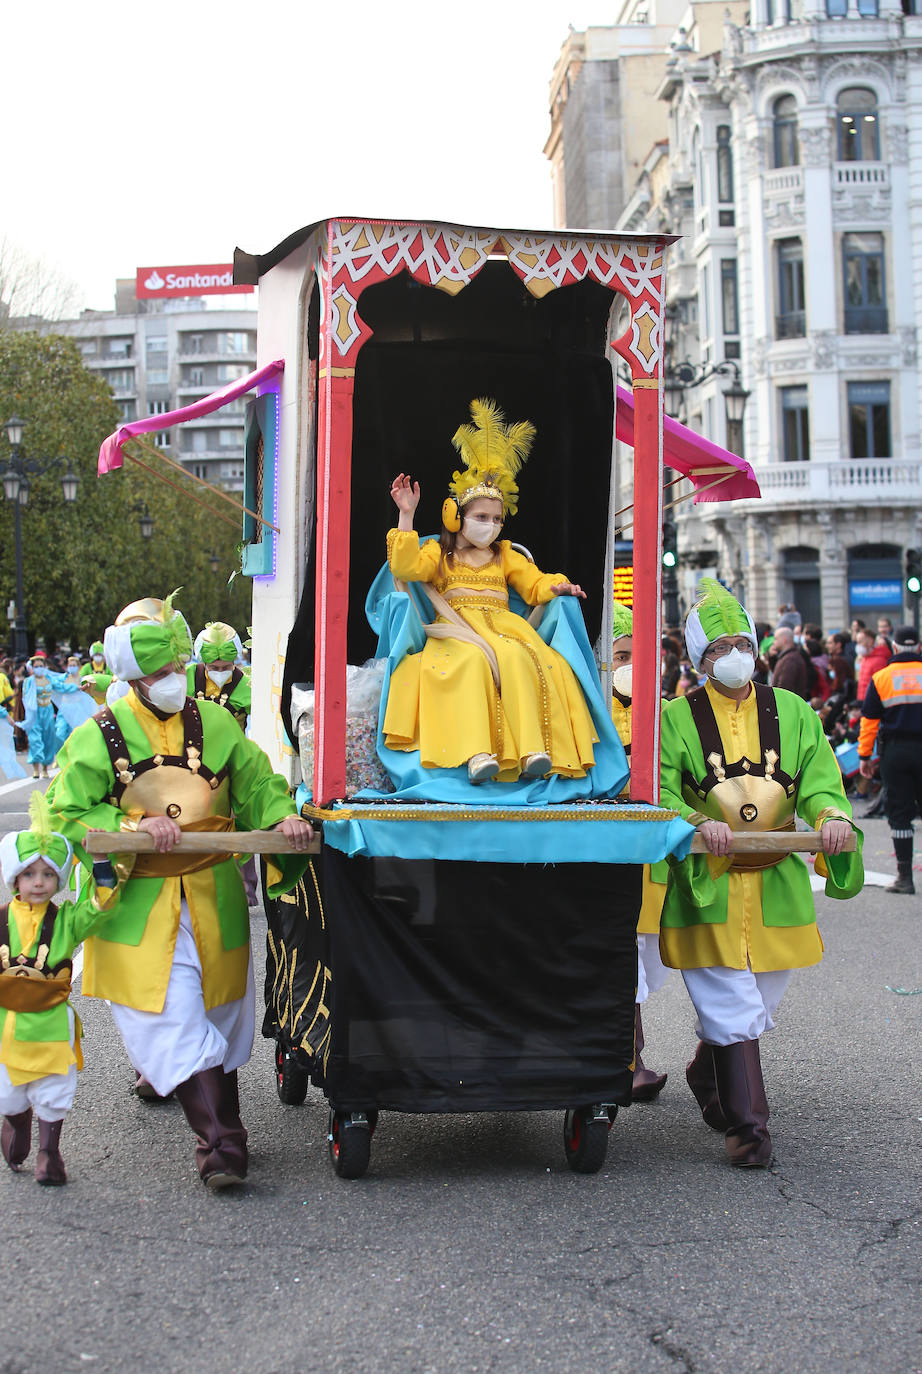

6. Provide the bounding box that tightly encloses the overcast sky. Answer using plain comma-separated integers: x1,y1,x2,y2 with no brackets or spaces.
3,1,623,313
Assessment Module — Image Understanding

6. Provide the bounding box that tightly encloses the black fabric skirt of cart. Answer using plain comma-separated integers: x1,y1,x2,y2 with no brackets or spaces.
263,848,641,1177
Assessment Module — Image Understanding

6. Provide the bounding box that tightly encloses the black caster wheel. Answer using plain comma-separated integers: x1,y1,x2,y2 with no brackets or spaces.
275,1042,309,1105
563,1105,615,1174
328,1109,373,1179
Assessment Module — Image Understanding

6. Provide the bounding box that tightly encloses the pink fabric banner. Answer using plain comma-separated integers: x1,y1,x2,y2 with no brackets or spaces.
615,384,760,503
97,359,285,475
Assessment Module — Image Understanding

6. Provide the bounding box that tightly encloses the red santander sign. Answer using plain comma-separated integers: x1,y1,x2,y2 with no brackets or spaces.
135,264,254,299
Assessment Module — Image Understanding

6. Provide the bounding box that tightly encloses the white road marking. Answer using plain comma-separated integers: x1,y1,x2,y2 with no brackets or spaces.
0,775,38,796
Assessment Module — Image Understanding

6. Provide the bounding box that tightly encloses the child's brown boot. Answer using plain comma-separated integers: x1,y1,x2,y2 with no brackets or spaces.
35,1119,67,1185
1,1110,33,1170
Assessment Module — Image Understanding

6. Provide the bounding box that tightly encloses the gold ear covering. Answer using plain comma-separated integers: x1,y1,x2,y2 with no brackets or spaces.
441,497,462,533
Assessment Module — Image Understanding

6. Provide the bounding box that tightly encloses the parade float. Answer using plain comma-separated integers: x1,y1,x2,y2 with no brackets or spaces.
95,216,766,1177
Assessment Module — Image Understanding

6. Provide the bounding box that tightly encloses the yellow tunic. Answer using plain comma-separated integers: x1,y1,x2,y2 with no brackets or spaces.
80,692,245,1013
384,531,598,780
659,682,824,972
0,899,83,1083
611,695,667,936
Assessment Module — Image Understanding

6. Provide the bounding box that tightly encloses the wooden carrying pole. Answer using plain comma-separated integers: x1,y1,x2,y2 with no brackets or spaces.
84,829,852,858
85,830,321,856
689,831,857,855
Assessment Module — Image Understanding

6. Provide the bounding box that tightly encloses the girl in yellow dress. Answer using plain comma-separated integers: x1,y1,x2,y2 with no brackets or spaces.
383,398,599,784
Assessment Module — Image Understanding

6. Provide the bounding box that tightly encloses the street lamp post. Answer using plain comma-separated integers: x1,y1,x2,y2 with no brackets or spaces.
0,417,79,657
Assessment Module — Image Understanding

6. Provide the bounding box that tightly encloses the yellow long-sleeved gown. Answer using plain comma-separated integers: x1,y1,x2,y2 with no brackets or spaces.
383,531,598,781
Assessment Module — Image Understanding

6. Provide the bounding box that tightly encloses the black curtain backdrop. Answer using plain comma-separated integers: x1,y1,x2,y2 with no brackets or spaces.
267,849,640,1115
280,266,618,746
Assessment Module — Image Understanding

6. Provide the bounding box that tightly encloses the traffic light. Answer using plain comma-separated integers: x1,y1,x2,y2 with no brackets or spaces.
662,520,678,570
906,548,922,596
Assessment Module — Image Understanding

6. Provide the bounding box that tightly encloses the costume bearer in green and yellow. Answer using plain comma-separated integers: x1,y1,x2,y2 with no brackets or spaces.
660,580,862,1169
47,594,313,1190
609,600,669,1102
0,792,120,1185
188,622,251,731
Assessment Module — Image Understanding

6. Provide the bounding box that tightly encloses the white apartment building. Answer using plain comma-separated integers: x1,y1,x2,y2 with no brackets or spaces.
32,282,256,493
551,0,922,631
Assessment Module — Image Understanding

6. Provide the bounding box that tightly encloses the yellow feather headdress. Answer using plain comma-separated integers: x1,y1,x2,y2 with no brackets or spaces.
449,398,536,518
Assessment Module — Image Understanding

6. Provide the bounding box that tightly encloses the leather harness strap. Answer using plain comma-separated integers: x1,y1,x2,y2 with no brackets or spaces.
93,699,227,806
0,901,72,979
682,683,798,803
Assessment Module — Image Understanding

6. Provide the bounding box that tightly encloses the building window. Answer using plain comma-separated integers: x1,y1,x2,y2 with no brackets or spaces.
148,399,169,415
185,430,209,453
903,0,921,13
848,381,891,458
104,368,134,392
772,95,800,168
837,87,880,161
146,335,168,354
217,363,249,383
189,368,205,386
856,0,879,13
721,260,739,337
184,334,203,354
776,238,806,337
78,340,97,357
781,386,810,462
106,338,132,358
154,431,171,448
220,332,252,354
218,428,240,448
191,463,209,480
843,233,887,333
117,400,137,422
827,0,847,12
717,126,735,223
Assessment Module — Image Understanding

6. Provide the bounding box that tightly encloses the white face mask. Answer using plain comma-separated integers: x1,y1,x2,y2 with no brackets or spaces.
461,515,501,549
711,648,755,689
142,671,187,715
207,668,233,687
612,664,633,698
855,645,867,658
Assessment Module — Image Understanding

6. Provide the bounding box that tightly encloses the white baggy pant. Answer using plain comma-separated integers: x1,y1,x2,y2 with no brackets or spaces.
0,1007,78,1123
682,964,792,1045
636,933,670,1005
109,901,255,1099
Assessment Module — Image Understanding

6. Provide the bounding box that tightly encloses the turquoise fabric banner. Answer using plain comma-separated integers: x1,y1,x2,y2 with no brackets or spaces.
297,791,696,866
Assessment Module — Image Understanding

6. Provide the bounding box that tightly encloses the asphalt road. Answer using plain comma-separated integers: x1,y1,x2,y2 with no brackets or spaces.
0,768,919,1374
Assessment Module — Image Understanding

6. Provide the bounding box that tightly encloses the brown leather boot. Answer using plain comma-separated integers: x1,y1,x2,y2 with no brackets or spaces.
34,1119,67,1186
174,1067,248,1190
685,1040,727,1130
712,1039,773,1168
632,1005,668,1102
1,1109,33,1171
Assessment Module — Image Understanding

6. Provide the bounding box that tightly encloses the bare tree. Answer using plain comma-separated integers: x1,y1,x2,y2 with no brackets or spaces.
0,236,83,327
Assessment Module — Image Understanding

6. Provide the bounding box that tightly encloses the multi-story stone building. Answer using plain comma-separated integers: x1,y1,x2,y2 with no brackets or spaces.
550,0,922,631
21,280,256,493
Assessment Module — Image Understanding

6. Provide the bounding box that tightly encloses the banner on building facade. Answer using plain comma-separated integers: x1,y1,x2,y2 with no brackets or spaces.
136,265,255,299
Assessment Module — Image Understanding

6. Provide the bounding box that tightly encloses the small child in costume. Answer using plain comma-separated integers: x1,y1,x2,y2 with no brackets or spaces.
385,397,598,784
79,641,113,708
0,793,119,1185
